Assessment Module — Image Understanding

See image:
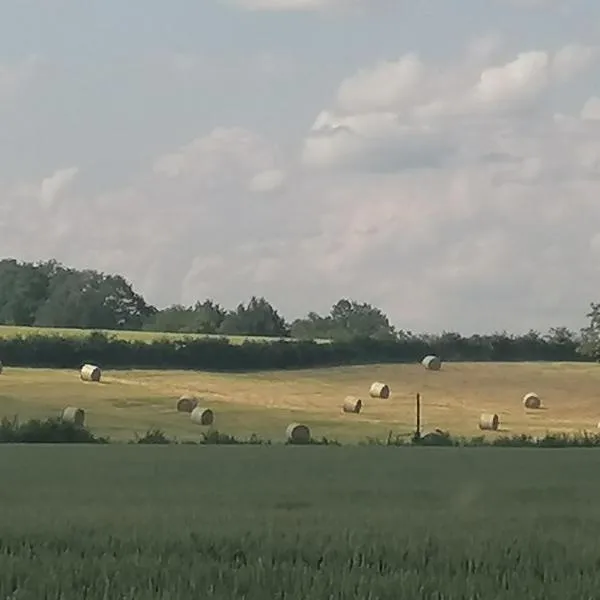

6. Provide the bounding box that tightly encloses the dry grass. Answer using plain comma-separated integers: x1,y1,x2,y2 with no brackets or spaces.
0,325,330,345
1,362,600,442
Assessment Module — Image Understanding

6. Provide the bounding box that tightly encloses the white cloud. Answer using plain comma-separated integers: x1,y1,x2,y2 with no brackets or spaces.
581,97,600,120
2,37,600,333
39,167,79,208
302,43,599,171
152,127,281,186
248,169,286,192
0,55,42,101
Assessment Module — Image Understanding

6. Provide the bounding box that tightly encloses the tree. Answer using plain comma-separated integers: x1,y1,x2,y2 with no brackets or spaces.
0,259,51,325
218,296,289,337
290,299,396,341
34,269,155,329
329,298,396,340
578,303,600,359
145,300,225,333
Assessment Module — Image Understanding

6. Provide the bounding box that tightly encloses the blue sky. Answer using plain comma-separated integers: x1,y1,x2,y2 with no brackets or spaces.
0,0,599,333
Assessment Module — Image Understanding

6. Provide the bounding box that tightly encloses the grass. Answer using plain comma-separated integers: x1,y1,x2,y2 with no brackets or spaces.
1,362,600,442
0,324,331,344
1,445,600,598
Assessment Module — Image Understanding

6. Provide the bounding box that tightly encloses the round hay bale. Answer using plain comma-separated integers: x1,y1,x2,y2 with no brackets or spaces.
177,395,198,413
80,363,101,382
190,406,214,426
369,382,390,399
61,406,85,426
479,413,499,431
286,423,311,444
523,392,541,409
342,396,362,414
422,355,442,371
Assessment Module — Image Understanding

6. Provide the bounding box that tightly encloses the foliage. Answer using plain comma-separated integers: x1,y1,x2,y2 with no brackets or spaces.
291,298,397,341
0,259,596,360
0,328,589,370
3,414,600,448
0,415,107,443
143,300,226,334
1,446,600,598
0,258,155,330
578,302,600,359
133,427,172,444
218,296,289,337
198,430,271,445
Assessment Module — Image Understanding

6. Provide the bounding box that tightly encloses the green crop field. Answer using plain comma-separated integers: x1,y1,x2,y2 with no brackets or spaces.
0,324,331,344
1,445,599,598
2,362,600,442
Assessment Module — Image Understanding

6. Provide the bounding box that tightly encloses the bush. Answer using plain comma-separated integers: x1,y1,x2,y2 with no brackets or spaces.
0,329,587,372
199,430,242,445
0,416,107,443
133,428,172,444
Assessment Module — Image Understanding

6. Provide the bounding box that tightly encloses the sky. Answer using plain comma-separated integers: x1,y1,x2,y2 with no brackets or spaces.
0,0,599,334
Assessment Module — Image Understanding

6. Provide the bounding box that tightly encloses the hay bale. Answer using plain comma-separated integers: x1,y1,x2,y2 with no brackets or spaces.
523,392,541,409
177,395,198,413
286,423,311,444
422,355,442,370
342,396,362,414
190,406,214,426
478,413,499,431
369,382,390,399
61,406,85,426
80,363,101,382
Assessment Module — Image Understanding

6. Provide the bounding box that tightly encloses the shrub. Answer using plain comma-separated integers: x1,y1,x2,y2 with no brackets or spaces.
0,416,107,443
199,430,241,445
133,428,172,444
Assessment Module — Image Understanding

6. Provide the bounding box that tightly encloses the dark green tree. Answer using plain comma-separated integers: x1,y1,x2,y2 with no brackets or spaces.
578,303,600,359
218,296,289,337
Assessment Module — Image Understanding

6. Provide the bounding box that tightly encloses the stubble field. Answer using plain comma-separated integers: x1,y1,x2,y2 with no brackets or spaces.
1,361,599,441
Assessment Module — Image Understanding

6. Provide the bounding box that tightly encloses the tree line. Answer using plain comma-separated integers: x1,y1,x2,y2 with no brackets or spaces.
0,257,599,368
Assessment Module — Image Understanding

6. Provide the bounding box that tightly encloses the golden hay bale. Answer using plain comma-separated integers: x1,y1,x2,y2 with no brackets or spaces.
190,406,214,426
177,395,198,413
80,363,101,382
286,423,311,444
61,406,85,426
523,392,541,409
479,413,499,431
369,382,390,399
421,355,442,370
342,396,362,414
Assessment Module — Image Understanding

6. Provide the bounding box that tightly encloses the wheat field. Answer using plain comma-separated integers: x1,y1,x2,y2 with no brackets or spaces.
1,362,599,442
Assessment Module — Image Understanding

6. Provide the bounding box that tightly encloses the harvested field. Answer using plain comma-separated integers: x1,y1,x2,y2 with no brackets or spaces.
1,362,600,441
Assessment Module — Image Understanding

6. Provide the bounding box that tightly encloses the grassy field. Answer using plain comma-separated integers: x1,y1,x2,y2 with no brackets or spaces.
1,445,599,598
1,362,600,442
0,324,330,344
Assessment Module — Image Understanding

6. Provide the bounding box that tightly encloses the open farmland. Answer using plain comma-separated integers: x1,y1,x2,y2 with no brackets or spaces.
1,445,600,598
0,324,331,345
2,362,600,441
